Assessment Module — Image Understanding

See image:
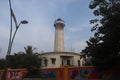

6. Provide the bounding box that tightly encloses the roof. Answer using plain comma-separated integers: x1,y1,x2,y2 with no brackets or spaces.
39,51,81,56
54,18,65,26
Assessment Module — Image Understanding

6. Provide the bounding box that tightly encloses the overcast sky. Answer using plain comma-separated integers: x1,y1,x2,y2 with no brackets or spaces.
0,0,94,58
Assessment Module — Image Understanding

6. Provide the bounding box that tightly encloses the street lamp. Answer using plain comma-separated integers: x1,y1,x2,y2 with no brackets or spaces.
4,20,28,79
1,0,28,80
21,20,28,24
7,0,28,56
7,20,28,55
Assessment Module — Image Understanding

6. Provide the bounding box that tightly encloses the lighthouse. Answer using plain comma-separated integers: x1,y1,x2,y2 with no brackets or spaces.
40,18,84,68
54,18,65,52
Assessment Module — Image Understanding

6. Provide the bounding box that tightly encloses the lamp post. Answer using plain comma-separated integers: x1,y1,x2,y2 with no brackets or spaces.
7,0,28,56
3,20,28,80
7,20,28,55
1,0,28,80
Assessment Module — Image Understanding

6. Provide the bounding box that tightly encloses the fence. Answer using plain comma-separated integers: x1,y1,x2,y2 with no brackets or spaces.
0,66,120,80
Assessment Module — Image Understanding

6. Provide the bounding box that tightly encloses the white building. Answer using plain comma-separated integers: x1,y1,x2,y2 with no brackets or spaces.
40,18,85,68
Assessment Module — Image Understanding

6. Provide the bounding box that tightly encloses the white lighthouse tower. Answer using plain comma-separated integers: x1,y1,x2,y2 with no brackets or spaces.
54,18,65,52
39,18,85,68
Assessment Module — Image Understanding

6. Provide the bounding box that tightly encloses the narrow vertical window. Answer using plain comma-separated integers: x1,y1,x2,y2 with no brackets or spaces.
78,60,80,66
51,58,56,65
44,59,48,66
62,60,63,66
67,60,70,66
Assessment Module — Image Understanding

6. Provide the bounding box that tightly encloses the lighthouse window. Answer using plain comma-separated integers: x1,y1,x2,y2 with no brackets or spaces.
62,60,63,66
67,60,70,66
51,58,56,65
44,59,48,67
78,60,80,66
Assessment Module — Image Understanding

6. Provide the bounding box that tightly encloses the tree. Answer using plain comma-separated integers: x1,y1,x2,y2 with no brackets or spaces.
0,58,5,69
82,0,120,70
7,52,26,68
7,45,41,76
24,45,37,55
21,45,41,78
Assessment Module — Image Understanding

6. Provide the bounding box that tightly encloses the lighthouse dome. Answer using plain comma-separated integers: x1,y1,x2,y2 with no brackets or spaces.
54,18,65,27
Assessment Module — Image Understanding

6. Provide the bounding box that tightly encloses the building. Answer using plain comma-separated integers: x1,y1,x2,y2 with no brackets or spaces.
40,18,85,68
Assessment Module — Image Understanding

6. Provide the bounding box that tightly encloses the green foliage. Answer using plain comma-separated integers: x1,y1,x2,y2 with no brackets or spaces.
82,0,120,70
0,58,5,69
6,45,41,77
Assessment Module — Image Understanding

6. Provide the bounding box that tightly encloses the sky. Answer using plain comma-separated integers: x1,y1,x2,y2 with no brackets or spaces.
0,0,94,58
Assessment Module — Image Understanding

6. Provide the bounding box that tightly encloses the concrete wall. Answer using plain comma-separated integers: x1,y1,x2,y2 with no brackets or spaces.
0,66,119,80
40,52,84,68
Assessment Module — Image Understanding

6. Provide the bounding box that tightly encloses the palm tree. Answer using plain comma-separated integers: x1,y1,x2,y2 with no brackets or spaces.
24,45,37,55
23,45,41,78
